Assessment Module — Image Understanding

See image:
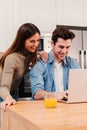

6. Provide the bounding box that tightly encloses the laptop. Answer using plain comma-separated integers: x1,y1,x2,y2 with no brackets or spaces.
58,69,87,103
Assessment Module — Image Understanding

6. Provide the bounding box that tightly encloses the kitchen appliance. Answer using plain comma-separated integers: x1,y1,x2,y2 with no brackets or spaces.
57,25,87,69
70,29,87,69
79,31,87,69
38,32,52,52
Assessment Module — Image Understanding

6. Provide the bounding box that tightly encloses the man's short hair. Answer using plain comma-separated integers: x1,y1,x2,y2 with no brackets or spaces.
52,26,75,45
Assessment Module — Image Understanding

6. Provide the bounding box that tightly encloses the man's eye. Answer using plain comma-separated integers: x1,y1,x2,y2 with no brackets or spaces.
66,46,70,49
60,46,64,49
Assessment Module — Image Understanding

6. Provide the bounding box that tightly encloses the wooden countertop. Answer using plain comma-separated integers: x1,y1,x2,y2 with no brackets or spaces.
1,100,87,130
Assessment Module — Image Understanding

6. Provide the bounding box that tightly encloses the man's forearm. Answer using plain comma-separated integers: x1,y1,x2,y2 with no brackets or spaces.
34,90,57,100
34,90,47,100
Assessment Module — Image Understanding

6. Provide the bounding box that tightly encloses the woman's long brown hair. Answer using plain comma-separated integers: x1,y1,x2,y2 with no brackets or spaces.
0,23,40,72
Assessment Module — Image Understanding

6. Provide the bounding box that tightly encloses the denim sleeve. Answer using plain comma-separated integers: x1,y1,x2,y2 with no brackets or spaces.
70,58,80,69
29,61,46,97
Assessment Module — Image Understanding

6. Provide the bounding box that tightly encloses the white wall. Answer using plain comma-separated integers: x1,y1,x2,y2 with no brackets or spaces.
0,0,87,52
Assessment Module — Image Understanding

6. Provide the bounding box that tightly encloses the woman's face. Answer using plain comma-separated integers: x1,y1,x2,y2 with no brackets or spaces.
24,33,40,52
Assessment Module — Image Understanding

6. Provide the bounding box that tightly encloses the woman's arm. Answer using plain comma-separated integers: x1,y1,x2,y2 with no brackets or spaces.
0,54,17,111
37,51,48,62
0,95,16,111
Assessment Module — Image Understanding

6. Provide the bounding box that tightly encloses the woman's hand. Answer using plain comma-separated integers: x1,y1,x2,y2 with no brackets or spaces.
39,51,48,62
0,95,16,111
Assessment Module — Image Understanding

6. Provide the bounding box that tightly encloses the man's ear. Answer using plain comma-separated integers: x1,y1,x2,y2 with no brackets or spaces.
51,40,54,47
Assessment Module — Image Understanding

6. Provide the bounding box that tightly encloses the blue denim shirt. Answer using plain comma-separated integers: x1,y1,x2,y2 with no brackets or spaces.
30,51,80,97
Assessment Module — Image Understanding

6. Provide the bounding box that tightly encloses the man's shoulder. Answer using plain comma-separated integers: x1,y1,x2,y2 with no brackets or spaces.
65,56,80,68
66,56,77,63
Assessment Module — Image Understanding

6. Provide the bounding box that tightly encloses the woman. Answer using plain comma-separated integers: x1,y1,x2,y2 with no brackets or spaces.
0,23,47,111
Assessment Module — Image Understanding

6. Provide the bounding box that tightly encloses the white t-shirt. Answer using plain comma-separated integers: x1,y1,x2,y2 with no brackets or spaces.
54,62,64,92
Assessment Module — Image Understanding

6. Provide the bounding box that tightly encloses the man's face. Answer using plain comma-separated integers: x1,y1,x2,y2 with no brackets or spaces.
52,38,72,63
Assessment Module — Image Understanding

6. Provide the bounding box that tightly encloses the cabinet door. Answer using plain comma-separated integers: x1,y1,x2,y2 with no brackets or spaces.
56,0,84,26
84,0,87,26
13,0,56,32
0,0,14,52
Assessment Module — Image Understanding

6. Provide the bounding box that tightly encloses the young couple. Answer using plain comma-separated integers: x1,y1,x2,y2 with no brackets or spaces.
0,23,80,111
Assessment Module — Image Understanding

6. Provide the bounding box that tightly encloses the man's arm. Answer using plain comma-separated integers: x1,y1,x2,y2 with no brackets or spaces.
29,60,46,99
34,90,68,100
34,90,47,100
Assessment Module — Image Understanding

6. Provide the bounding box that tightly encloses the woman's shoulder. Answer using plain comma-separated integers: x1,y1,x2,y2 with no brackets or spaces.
6,53,25,61
5,53,25,66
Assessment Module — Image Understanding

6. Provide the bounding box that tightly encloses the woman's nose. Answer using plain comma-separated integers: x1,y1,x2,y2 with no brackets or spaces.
34,41,39,47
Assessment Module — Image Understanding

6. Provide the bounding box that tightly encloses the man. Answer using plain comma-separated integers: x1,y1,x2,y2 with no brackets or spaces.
30,26,80,100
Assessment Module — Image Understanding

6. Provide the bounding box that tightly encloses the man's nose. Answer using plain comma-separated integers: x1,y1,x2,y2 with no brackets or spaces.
62,48,67,53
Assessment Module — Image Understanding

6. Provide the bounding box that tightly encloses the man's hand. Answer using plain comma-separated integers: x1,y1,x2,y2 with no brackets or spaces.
56,90,68,100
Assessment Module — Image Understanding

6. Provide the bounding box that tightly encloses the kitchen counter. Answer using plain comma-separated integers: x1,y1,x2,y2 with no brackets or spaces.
1,101,87,130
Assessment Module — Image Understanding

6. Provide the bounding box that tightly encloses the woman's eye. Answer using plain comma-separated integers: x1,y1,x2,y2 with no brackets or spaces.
30,40,35,43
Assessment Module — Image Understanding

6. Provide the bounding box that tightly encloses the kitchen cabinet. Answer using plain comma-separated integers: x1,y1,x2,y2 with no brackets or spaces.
56,0,85,26
13,0,87,30
1,0,87,52
84,0,87,26
13,0,56,32
0,0,14,52
0,0,56,51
